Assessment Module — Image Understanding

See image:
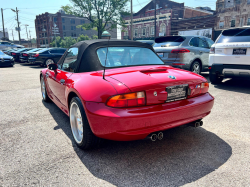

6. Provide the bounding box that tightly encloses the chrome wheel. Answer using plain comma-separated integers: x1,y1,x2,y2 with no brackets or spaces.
46,59,54,66
192,63,200,74
41,78,46,100
70,102,83,144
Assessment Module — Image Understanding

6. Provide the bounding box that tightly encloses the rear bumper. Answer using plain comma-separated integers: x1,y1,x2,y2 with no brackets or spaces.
84,93,214,141
210,64,250,78
20,58,28,62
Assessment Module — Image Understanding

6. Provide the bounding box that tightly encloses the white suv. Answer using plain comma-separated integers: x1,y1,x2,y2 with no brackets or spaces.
209,27,250,84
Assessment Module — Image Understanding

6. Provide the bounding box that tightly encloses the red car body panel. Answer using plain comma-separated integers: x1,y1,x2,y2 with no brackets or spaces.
40,65,214,141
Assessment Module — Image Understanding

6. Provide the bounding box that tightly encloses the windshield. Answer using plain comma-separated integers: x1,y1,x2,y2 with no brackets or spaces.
154,36,185,47
97,47,164,67
217,28,250,43
0,51,5,55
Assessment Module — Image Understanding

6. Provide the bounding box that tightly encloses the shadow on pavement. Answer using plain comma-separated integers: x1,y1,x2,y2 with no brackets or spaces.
213,78,250,94
18,63,44,69
42,100,232,187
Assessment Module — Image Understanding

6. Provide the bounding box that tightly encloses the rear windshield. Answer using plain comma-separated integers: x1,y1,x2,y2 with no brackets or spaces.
26,48,41,53
154,36,185,47
97,47,164,67
217,28,250,43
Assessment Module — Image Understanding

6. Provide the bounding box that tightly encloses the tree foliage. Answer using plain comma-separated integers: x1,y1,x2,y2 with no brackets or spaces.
50,34,96,48
62,0,130,38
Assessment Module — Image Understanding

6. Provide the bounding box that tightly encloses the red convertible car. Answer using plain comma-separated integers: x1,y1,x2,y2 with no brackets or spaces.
40,40,214,149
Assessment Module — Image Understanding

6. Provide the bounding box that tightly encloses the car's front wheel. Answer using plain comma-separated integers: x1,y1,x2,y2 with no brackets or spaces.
191,61,201,74
70,97,100,150
40,76,50,102
44,59,54,67
209,73,223,84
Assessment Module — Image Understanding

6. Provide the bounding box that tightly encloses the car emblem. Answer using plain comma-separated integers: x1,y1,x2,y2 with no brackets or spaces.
168,75,176,80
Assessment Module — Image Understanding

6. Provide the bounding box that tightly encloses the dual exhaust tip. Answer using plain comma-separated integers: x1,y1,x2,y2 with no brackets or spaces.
193,121,203,128
148,132,163,141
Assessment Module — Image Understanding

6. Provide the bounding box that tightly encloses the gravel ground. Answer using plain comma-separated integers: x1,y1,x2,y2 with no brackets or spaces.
0,63,250,187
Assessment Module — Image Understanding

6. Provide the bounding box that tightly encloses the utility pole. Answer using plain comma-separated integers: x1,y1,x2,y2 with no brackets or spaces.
25,24,29,40
1,8,5,38
11,29,14,41
130,0,133,41
11,7,21,44
154,0,157,39
29,30,32,47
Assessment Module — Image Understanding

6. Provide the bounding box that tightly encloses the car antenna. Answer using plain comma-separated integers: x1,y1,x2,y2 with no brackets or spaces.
103,38,110,80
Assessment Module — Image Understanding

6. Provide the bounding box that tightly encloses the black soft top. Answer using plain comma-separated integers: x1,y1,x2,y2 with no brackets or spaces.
58,39,154,73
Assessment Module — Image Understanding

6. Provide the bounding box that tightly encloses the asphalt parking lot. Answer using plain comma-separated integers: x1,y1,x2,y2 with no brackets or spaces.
1,63,250,187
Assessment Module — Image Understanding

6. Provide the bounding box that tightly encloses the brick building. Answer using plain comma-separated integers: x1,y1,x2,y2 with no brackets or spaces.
121,0,214,40
215,0,250,30
35,11,118,47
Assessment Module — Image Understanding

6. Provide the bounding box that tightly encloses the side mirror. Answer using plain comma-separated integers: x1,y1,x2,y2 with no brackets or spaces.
48,63,57,70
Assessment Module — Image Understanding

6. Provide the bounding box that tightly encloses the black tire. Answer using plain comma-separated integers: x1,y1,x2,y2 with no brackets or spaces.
70,97,101,150
190,61,201,74
45,59,54,67
209,73,223,84
40,76,51,102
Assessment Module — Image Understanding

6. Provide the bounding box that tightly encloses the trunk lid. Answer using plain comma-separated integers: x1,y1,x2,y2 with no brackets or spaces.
104,65,206,105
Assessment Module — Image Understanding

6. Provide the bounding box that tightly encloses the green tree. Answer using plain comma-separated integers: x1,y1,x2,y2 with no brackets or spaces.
77,34,90,42
62,0,129,39
92,34,98,39
60,37,77,48
50,36,62,47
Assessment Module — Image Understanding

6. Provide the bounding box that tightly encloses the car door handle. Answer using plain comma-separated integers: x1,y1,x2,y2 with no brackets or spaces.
60,79,65,84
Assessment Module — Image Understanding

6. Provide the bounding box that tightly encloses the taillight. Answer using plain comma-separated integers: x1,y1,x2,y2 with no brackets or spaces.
171,48,190,53
23,53,28,56
210,47,215,54
172,63,185,66
200,82,209,94
33,53,39,57
12,53,16,55
106,91,145,108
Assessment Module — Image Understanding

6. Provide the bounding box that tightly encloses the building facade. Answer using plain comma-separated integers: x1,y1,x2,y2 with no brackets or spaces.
216,0,250,30
35,11,118,47
121,0,213,40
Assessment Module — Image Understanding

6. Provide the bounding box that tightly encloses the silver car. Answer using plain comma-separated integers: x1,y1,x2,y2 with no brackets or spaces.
0,41,24,50
153,36,214,74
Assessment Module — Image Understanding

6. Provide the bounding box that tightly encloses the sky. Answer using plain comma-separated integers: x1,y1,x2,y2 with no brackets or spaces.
1,0,217,40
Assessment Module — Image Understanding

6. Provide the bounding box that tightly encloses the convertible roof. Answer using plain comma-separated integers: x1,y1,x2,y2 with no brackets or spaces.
60,39,154,73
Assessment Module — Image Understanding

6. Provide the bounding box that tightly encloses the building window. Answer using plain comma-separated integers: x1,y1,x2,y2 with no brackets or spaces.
235,0,241,4
219,21,224,29
247,18,250,25
54,17,57,22
239,18,243,27
80,20,85,24
142,28,146,36
62,18,65,23
150,26,154,35
160,23,166,35
71,26,76,30
231,19,235,27
134,29,138,37
81,27,83,31
70,19,75,24
71,33,76,37
63,25,65,30
63,32,66,37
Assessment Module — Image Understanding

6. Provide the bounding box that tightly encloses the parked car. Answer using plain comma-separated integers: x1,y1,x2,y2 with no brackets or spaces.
0,41,24,50
3,48,18,55
209,27,250,84
137,40,155,46
40,40,214,149
29,48,66,67
10,48,32,62
20,48,42,63
154,36,214,74
0,50,15,67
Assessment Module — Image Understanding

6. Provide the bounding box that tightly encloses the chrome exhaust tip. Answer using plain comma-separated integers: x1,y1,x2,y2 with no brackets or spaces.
157,132,163,140
195,121,200,127
150,134,157,141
